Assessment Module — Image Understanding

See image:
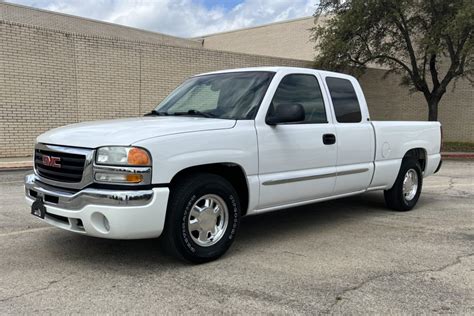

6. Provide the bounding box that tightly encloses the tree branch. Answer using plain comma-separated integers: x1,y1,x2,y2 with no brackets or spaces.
421,49,428,81
429,53,440,91
436,29,472,95
392,6,430,95
348,52,414,77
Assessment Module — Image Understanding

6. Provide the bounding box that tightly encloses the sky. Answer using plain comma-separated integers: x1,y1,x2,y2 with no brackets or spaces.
7,0,319,37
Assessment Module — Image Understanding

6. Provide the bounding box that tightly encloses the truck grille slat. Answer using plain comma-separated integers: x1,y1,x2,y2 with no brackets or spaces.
35,149,86,183
34,159,84,172
36,167,83,180
36,150,85,165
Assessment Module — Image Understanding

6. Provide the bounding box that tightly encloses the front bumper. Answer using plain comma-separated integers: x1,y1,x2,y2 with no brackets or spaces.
24,174,169,239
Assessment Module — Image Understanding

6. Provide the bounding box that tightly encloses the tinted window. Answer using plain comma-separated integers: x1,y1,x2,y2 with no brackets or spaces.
156,71,274,120
326,77,362,123
269,74,327,124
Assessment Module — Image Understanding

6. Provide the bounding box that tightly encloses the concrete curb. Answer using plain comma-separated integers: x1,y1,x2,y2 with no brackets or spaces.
441,152,474,160
0,160,32,171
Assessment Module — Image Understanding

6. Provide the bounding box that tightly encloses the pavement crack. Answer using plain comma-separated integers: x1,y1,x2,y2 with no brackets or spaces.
283,251,307,257
0,277,67,303
324,253,473,314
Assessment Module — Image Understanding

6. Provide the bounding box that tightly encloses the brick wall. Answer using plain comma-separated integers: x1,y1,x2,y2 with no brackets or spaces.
199,13,473,143
0,15,309,158
0,2,202,48
198,17,317,61
0,3,472,158
361,69,473,143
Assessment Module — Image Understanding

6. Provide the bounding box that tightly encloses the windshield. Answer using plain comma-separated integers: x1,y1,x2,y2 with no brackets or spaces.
154,71,275,119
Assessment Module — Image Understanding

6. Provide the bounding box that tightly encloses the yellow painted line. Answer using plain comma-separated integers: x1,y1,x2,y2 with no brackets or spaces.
0,227,54,237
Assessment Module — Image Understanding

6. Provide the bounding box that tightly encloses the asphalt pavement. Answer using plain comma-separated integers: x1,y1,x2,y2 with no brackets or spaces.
0,161,472,314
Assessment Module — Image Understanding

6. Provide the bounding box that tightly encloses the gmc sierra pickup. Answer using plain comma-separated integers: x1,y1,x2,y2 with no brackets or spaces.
25,67,442,263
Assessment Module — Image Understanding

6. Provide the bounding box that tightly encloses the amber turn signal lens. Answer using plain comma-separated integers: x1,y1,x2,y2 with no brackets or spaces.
127,148,150,165
126,174,143,183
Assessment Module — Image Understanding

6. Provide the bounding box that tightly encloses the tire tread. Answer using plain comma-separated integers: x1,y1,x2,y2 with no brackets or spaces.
384,158,422,212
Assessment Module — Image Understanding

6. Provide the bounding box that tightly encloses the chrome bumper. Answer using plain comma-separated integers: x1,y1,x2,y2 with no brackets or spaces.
25,174,154,210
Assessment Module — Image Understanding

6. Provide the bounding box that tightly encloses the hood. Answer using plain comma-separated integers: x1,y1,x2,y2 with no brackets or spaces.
37,116,237,148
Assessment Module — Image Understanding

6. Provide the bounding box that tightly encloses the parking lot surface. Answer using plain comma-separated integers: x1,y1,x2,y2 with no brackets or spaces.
0,161,472,314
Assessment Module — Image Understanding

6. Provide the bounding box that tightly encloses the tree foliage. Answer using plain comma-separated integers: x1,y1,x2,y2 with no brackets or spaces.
312,0,473,120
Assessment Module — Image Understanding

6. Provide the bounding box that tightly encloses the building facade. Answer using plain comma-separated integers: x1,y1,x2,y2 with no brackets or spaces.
196,16,318,61
0,3,472,158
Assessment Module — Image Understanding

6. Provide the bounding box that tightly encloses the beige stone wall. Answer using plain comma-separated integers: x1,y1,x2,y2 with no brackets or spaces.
199,15,473,143
360,69,473,143
0,11,309,158
0,2,202,48
198,17,316,61
0,3,472,159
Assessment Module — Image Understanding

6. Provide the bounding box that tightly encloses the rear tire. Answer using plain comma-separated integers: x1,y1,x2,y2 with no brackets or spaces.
384,158,422,211
162,173,241,263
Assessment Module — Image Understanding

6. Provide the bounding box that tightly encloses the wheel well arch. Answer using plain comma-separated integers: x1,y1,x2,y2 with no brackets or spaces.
170,163,250,215
403,148,427,171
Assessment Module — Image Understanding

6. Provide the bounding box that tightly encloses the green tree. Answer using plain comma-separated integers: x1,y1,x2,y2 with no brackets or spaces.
312,0,473,121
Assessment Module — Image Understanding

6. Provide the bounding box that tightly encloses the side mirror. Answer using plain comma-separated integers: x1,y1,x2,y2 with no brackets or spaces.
266,104,305,125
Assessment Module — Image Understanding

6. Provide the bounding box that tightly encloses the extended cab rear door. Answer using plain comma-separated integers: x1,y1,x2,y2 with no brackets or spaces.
321,74,375,195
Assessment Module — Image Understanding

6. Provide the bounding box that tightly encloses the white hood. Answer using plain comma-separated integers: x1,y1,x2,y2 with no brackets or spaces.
37,117,237,148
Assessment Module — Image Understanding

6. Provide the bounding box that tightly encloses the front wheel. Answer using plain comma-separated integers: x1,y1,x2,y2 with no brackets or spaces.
384,158,423,211
162,173,241,263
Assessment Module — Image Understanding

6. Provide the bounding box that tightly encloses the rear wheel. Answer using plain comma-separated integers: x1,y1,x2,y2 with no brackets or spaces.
162,173,241,263
384,158,423,211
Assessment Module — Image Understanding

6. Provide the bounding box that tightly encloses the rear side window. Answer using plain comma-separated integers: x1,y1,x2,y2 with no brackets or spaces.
326,77,362,123
270,74,327,124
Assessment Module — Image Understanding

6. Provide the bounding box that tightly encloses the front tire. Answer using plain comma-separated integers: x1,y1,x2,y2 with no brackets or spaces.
384,158,423,211
162,173,241,263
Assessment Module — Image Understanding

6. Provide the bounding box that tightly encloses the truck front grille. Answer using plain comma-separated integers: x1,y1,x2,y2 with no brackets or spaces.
35,149,86,183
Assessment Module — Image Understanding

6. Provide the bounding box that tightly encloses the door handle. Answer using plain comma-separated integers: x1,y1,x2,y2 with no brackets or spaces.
323,133,336,145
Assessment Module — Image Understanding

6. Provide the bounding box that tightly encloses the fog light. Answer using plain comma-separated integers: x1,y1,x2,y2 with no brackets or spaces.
91,212,110,234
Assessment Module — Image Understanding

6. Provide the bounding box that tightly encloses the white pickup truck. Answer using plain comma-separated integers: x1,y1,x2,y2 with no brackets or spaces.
25,67,442,263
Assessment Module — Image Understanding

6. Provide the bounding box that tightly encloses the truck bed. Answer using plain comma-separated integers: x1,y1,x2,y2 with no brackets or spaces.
369,121,442,190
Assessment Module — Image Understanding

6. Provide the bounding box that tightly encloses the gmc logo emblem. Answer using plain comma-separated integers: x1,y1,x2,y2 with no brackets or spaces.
42,155,61,168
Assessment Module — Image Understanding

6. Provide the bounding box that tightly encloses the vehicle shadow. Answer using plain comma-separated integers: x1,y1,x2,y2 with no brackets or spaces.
41,191,390,267
237,191,388,244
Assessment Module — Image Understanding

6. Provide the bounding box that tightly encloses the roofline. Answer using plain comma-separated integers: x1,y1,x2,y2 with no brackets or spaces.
195,67,282,77
193,66,351,77
2,1,196,43
193,16,314,39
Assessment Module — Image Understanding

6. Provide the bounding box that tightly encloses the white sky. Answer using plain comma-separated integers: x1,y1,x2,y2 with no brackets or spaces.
8,0,318,37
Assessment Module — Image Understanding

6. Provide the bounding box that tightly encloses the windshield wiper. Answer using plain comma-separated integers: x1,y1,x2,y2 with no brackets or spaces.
144,110,169,116
172,109,217,118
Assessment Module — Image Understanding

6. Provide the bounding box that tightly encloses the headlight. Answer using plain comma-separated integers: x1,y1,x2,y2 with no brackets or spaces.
94,146,152,185
96,147,151,166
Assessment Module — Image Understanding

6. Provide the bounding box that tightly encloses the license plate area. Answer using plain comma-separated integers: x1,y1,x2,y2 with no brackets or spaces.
31,198,46,219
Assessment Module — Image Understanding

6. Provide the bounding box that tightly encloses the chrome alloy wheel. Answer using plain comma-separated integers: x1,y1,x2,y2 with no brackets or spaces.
402,169,418,201
187,194,229,247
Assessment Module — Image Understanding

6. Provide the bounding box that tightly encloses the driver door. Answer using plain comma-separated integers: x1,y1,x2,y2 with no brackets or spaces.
256,73,337,210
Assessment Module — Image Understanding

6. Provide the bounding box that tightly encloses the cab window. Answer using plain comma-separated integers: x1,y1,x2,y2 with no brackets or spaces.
268,74,327,124
325,77,362,123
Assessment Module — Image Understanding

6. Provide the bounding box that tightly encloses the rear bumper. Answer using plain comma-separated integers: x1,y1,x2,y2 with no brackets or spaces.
24,174,169,239
424,153,442,177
